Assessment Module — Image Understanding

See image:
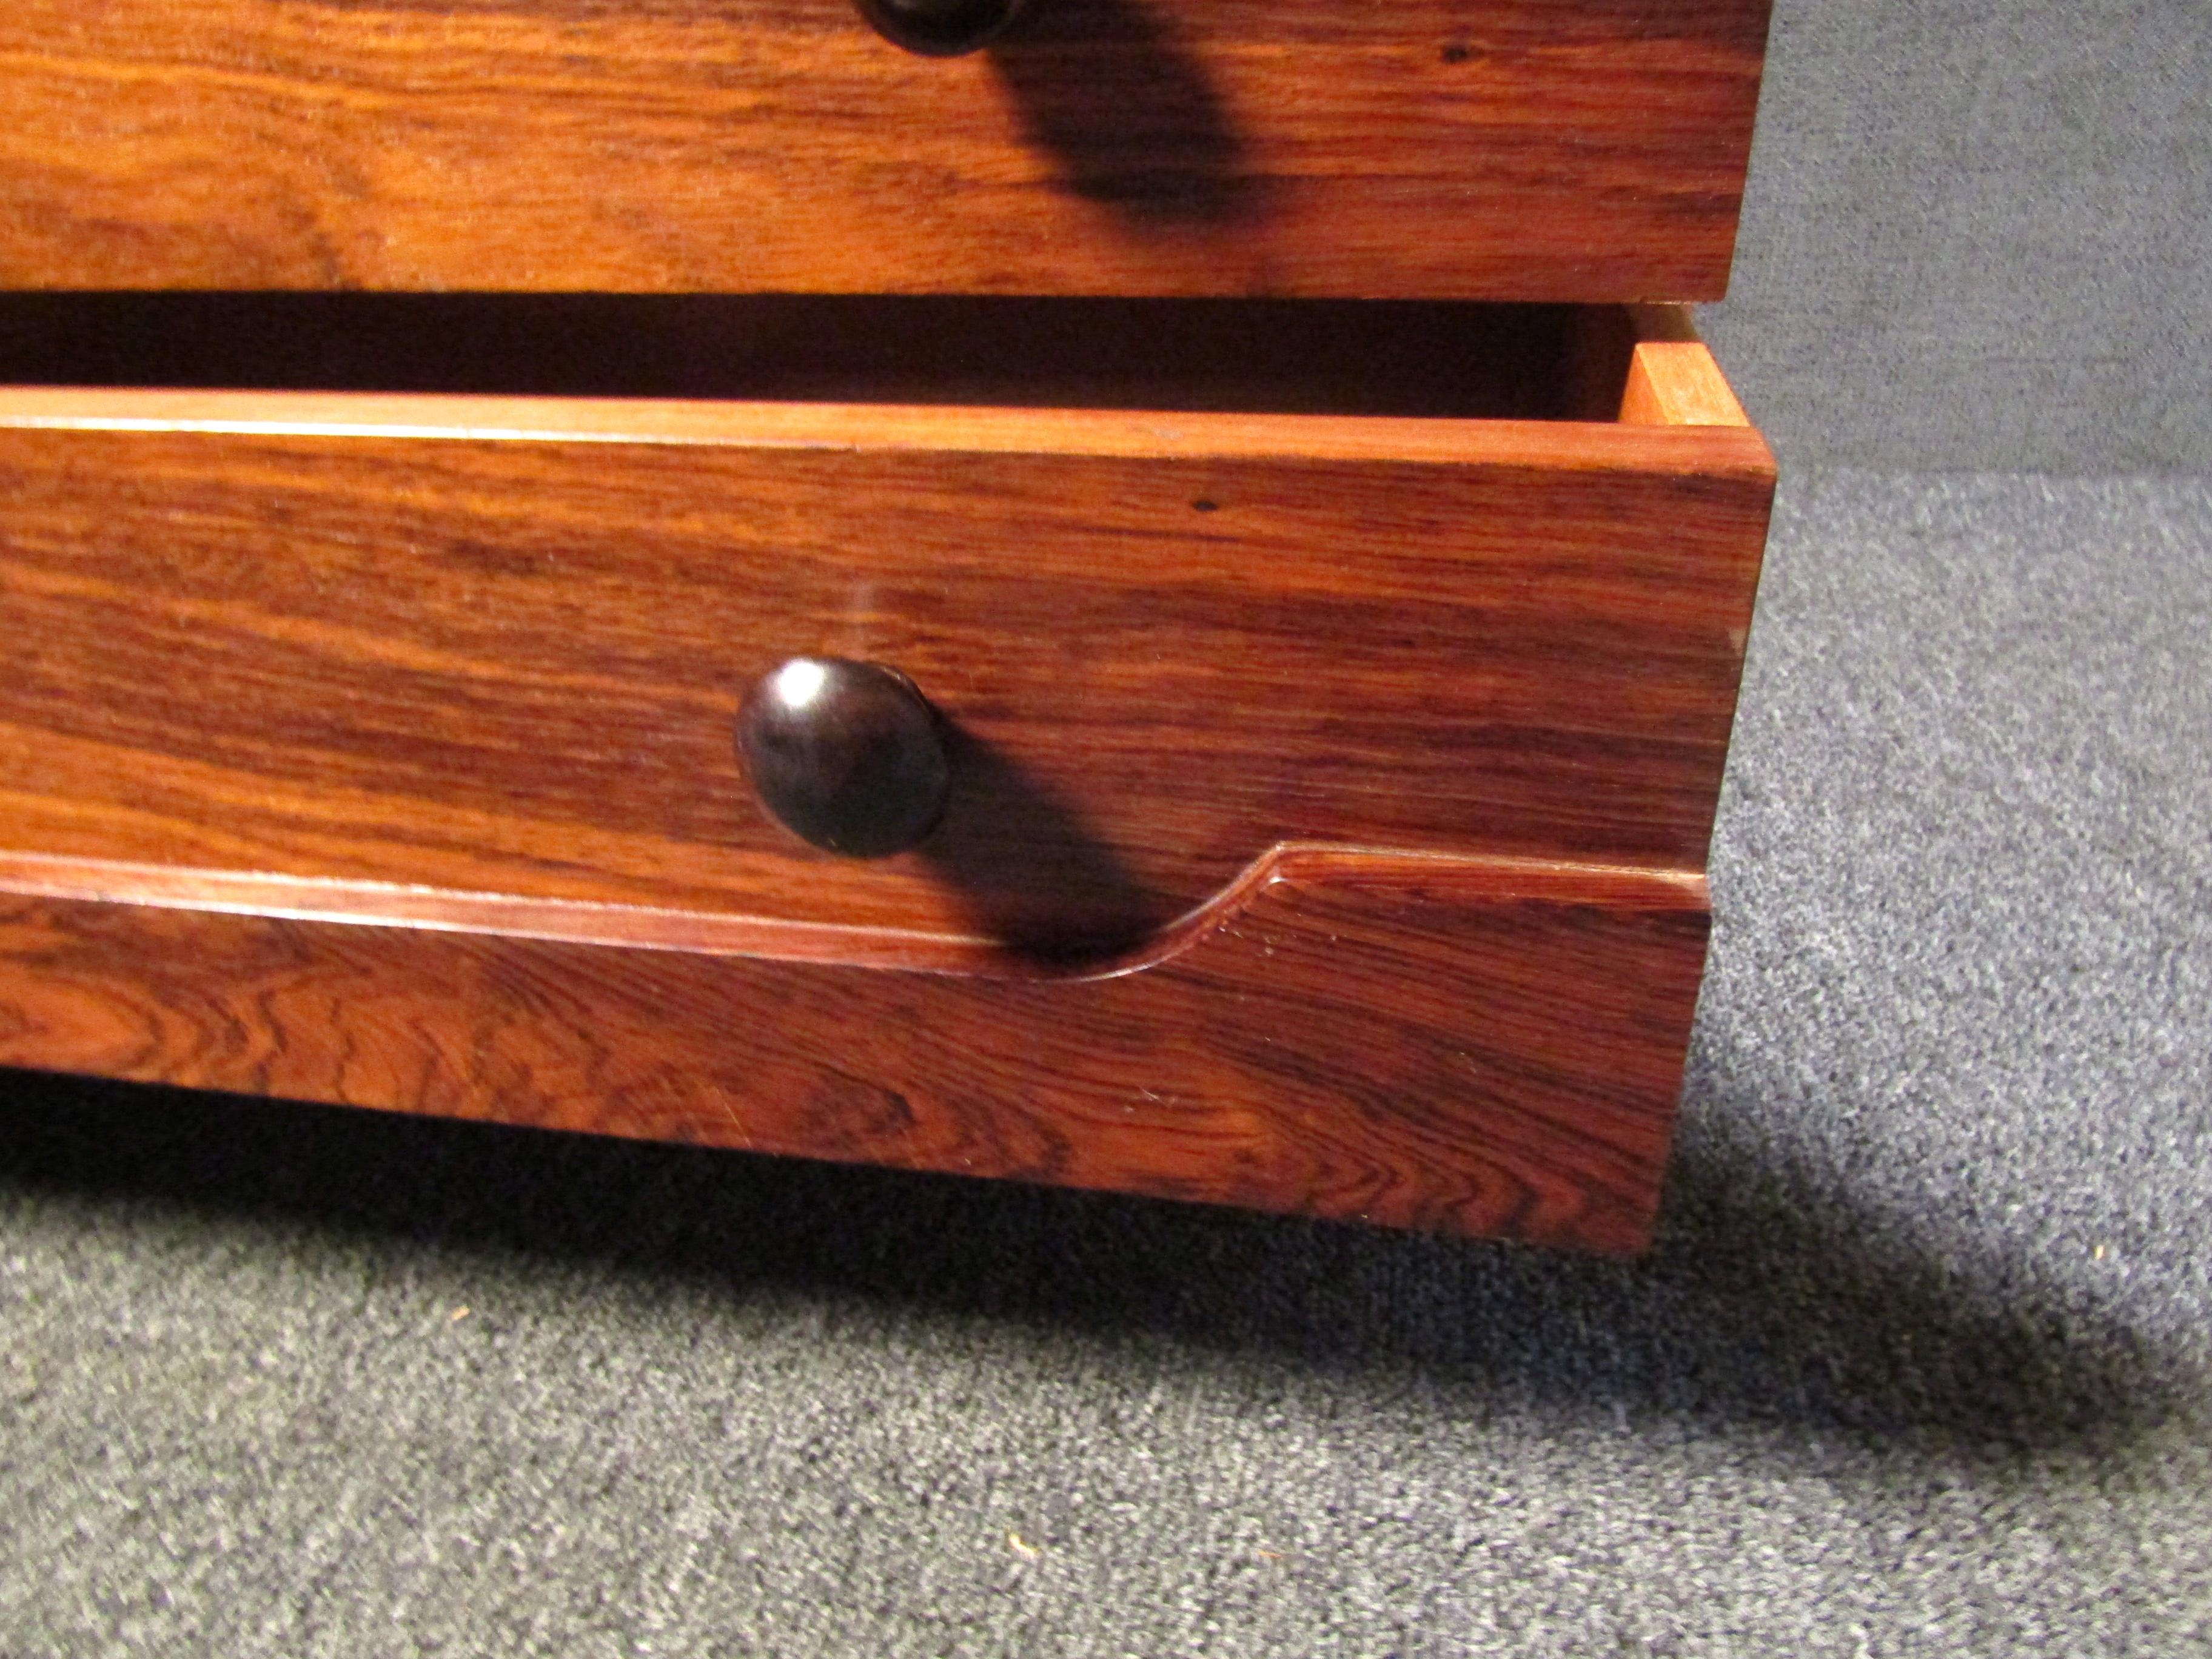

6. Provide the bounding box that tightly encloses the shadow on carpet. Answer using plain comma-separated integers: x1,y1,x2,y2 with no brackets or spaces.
0,1067,2177,1464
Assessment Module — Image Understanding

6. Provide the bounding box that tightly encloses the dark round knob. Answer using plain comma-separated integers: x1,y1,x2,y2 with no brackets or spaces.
736,658,951,857
852,0,1030,56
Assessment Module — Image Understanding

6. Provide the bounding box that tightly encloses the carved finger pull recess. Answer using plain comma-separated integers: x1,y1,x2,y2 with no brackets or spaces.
736,657,952,857
851,0,1031,56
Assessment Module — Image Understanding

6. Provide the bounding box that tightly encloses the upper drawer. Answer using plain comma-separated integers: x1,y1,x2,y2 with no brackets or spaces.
0,0,1771,301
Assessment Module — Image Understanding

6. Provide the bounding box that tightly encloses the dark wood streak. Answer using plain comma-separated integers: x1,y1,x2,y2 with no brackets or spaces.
0,0,1771,299
0,849,1711,1250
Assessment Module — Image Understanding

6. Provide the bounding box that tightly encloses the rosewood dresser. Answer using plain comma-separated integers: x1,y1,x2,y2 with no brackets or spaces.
0,0,1774,1252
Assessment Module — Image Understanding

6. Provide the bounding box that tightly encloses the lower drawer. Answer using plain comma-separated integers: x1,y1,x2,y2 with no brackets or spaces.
0,298,1771,1248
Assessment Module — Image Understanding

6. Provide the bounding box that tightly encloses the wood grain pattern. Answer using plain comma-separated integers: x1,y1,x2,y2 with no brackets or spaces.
0,0,1771,300
0,848,1712,1250
0,380,1773,956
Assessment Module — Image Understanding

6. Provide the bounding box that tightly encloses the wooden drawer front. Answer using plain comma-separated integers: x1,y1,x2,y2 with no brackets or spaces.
0,392,1769,959
0,310,1767,1247
0,0,1769,300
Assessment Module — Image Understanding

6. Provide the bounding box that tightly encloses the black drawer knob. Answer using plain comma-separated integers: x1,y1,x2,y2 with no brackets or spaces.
737,658,951,857
853,0,1030,56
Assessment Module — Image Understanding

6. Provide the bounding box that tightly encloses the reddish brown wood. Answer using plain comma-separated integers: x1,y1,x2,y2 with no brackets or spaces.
0,0,1771,300
0,380,1771,956
0,848,1711,1250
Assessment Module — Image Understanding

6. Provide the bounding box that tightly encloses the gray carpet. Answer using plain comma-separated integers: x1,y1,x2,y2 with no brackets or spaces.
2,470,2207,1654
1700,0,2212,473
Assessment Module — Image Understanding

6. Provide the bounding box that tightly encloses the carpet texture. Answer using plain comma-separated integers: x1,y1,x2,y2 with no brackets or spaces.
1701,0,2211,472
1,471,2207,1655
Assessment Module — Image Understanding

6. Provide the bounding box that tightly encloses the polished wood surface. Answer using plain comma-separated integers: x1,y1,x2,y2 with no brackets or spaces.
0,369,1772,956
0,0,1771,300
0,848,1711,1250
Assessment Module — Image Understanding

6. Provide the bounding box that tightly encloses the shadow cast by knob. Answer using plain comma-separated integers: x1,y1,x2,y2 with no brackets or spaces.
988,0,1264,228
919,726,1164,965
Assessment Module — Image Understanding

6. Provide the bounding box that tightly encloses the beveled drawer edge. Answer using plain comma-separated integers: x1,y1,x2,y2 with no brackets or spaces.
0,843,1712,1248
0,385,1772,477
0,843,1708,982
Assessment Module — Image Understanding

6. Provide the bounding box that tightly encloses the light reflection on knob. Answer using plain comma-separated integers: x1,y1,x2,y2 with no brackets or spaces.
736,657,951,858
